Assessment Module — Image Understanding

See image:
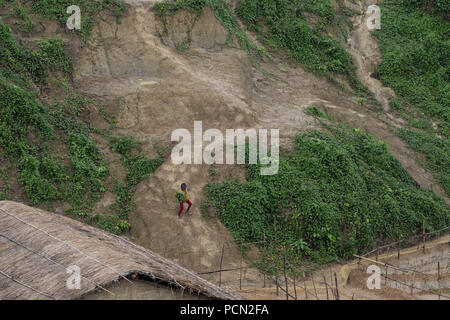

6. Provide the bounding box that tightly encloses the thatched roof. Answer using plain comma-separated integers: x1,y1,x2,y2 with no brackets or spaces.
0,201,241,300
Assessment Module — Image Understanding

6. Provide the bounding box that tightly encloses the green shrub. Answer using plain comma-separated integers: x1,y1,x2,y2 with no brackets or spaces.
398,128,450,196
65,133,109,208
110,135,140,157
0,6,165,235
92,213,131,234
75,211,131,234
236,0,352,76
125,155,164,186
304,105,328,118
374,1,450,196
374,1,449,136
204,123,450,269
153,0,206,16
109,135,164,218
0,21,108,210
18,153,60,204
399,0,450,16
13,4,34,32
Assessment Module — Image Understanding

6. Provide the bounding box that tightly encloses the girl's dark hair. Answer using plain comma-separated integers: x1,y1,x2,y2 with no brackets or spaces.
181,183,187,190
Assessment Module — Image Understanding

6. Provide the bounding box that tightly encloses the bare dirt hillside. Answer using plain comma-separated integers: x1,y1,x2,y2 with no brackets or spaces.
70,0,449,289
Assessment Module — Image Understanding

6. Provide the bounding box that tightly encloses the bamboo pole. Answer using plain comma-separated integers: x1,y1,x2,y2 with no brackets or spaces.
303,281,308,300
198,248,202,274
437,261,440,280
329,268,336,300
219,244,224,287
283,250,288,300
353,254,427,275
334,272,339,300
274,216,279,296
383,273,448,298
353,226,449,260
438,261,441,300
303,272,308,300
385,265,388,286
323,274,329,300
239,242,243,291
422,220,426,253
0,269,55,300
198,266,247,275
263,233,266,288
276,282,296,300
312,276,318,300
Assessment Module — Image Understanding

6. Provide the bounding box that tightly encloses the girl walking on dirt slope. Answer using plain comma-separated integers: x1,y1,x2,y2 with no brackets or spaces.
176,183,192,219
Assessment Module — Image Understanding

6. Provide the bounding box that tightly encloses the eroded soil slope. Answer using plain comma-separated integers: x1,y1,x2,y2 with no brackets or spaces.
71,0,449,287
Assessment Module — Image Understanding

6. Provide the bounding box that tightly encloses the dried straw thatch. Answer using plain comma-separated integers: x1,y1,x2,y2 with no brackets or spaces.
0,201,241,300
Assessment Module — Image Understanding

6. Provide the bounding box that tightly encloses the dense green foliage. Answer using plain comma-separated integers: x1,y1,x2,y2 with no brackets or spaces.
235,0,370,92
0,22,117,226
0,26,72,87
237,0,347,72
375,0,449,137
13,2,34,32
109,135,164,218
398,128,450,196
0,22,104,208
0,2,163,234
2,0,448,252
1,21,129,234
373,1,450,197
400,0,450,16
204,121,450,267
